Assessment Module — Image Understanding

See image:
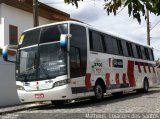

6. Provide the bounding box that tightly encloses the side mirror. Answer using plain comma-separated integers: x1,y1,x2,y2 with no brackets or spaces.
2,45,8,61
2,45,17,63
60,34,72,49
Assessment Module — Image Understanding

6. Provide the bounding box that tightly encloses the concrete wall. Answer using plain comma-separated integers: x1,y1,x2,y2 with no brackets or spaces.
1,3,53,46
0,3,54,107
0,4,5,47
0,58,21,107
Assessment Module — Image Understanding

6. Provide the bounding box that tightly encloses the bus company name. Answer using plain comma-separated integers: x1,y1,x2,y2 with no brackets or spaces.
94,63,103,67
112,59,123,68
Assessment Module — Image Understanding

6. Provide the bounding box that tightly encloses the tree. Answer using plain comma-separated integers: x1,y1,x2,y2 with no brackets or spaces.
64,0,81,8
64,0,160,23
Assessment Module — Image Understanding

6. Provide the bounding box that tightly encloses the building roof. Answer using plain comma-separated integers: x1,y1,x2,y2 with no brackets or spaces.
0,0,70,21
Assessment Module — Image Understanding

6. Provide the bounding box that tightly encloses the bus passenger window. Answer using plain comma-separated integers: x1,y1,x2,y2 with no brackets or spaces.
141,46,147,60
136,45,142,59
126,42,134,57
144,48,150,60
148,49,154,61
89,30,104,53
121,40,128,57
132,44,138,58
70,47,81,68
117,39,123,55
112,38,119,55
105,35,114,54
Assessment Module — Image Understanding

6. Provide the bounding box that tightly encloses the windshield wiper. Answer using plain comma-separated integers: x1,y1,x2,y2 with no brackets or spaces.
21,53,37,74
21,66,35,73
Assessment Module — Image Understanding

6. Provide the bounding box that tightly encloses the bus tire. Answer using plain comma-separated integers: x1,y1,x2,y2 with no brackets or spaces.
51,100,66,106
94,83,104,101
137,79,149,93
142,79,149,93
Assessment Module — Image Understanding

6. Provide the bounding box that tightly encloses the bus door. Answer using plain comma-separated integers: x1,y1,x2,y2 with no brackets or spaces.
70,24,87,98
156,64,160,84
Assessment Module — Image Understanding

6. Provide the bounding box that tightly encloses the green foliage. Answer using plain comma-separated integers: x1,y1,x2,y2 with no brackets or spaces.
105,0,160,23
64,0,83,8
64,0,160,23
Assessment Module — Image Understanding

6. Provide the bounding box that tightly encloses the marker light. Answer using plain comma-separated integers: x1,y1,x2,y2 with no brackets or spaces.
53,79,71,88
17,85,25,90
2,45,8,61
60,34,67,49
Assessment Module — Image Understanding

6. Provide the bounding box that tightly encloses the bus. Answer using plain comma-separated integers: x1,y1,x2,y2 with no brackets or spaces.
2,21,158,105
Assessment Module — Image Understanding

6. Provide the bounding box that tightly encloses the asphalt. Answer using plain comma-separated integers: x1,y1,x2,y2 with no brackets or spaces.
0,102,50,115
0,86,160,115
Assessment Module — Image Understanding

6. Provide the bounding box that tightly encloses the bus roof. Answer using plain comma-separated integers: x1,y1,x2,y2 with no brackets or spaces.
24,21,152,49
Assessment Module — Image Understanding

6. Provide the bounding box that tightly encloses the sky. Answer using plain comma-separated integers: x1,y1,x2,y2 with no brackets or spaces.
39,0,160,59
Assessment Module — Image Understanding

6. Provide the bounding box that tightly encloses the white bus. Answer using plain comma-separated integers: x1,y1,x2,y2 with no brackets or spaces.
2,21,158,105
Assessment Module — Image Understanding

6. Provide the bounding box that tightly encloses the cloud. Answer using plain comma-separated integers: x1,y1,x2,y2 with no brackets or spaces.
40,0,106,22
40,0,160,59
72,6,103,22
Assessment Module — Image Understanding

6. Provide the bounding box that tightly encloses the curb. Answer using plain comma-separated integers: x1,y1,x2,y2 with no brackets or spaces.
0,103,50,115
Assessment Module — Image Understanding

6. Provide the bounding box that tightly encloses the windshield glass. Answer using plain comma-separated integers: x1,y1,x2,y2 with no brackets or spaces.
17,46,38,81
39,42,67,79
16,23,68,82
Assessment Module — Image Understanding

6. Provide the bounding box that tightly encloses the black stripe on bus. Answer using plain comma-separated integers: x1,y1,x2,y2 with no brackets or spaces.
71,83,130,94
107,83,130,90
71,87,94,94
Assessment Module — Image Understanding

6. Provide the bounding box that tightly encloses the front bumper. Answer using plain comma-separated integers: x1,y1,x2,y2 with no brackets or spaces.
17,84,74,103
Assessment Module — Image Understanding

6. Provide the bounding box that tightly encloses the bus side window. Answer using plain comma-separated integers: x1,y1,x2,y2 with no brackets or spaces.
104,35,114,54
126,42,134,57
144,47,150,60
117,39,123,56
132,44,138,58
121,40,128,57
89,30,104,53
136,45,142,59
141,46,147,60
112,38,119,55
148,49,154,61
101,34,107,53
70,47,81,68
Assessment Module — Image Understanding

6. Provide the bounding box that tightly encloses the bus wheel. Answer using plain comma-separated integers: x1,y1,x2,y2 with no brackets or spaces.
142,79,149,93
51,100,66,106
137,79,149,93
94,83,104,101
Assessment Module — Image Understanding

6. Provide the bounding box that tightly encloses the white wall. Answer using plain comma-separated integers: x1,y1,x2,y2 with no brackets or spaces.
0,4,4,47
0,3,55,107
1,3,53,46
0,58,21,107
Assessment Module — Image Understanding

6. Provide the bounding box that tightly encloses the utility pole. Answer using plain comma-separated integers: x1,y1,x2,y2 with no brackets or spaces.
146,9,150,46
33,0,39,27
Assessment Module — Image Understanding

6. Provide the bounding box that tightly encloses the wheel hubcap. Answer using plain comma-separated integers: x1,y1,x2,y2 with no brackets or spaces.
95,85,103,99
145,81,148,90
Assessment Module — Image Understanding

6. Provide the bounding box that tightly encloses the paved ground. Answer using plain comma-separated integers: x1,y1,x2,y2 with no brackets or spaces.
1,87,160,119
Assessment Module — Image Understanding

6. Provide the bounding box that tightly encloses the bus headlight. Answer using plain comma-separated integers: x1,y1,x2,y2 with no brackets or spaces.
53,79,71,88
17,85,25,90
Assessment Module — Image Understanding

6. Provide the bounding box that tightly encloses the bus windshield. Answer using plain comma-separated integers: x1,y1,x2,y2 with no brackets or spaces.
17,46,37,81
16,23,68,82
39,42,67,79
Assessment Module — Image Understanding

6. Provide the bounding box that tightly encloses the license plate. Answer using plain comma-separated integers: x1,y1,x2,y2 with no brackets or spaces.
35,94,44,98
